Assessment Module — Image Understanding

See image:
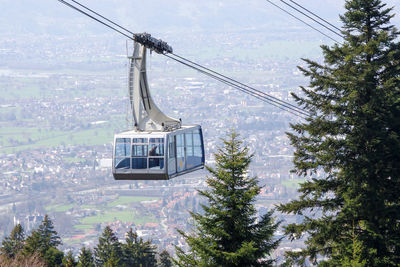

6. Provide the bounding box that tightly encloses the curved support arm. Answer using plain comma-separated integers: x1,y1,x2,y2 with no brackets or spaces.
129,42,181,132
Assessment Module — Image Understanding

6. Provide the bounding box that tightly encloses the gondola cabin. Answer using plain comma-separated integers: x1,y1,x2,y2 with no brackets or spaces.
112,40,205,180
113,125,205,180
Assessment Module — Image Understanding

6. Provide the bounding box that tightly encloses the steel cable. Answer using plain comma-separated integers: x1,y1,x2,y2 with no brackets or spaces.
57,0,311,118
265,0,341,43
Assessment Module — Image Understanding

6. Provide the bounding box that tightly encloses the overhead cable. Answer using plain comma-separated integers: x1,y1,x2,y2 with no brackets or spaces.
280,0,344,38
265,0,341,43
288,0,342,32
165,54,309,118
170,53,309,116
56,0,310,118
69,0,135,35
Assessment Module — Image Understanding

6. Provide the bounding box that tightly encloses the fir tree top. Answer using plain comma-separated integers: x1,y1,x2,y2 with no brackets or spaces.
175,132,280,267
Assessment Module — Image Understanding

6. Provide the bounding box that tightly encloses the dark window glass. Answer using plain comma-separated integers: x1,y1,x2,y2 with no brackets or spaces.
176,134,184,147
187,130,203,168
132,158,147,169
149,144,164,156
186,133,193,146
150,138,164,143
116,138,130,143
133,138,148,143
176,146,184,158
194,146,203,158
132,145,148,157
149,158,164,169
193,131,202,146
169,140,175,158
115,143,130,157
186,146,193,157
185,133,194,156
176,134,185,172
115,158,130,169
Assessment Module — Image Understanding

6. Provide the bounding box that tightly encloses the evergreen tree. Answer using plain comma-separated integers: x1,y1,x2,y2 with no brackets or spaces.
0,223,25,258
159,250,172,267
24,215,62,254
121,228,139,267
104,250,120,267
94,226,122,266
278,0,400,265
77,247,95,267
63,251,77,267
122,228,157,267
44,247,64,267
175,132,281,267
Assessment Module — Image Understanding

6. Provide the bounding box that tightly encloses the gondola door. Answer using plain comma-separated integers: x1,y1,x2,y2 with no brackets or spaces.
176,133,186,173
167,134,176,177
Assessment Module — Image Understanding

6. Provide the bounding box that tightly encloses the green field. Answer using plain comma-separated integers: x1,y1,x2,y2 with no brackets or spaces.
282,178,306,189
46,196,159,233
80,210,157,225
0,73,125,101
0,123,121,154
45,204,74,213
63,157,86,163
80,205,96,209
107,196,159,207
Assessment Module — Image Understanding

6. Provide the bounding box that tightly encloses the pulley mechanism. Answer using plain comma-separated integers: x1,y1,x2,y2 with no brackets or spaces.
133,33,173,54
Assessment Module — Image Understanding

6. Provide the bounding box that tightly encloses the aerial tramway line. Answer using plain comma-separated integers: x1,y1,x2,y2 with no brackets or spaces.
56,0,310,180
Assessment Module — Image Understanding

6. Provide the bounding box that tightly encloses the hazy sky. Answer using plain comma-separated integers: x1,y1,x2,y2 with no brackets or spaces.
0,0,398,66
0,0,398,36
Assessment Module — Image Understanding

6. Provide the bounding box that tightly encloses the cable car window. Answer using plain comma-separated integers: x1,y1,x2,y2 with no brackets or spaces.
176,134,183,146
176,134,185,172
132,142,148,169
149,144,164,156
193,147,202,158
176,134,184,158
169,139,175,158
149,158,164,169
116,138,131,143
193,130,202,146
115,158,130,169
132,145,148,157
185,133,194,169
149,138,164,170
115,143,131,157
193,130,203,165
132,158,147,169
185,133,194,156
115,138,131,169
133,138,148,143
150,138,164,143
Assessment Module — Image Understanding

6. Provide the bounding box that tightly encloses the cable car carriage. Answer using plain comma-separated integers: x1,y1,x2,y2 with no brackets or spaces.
113,37,205,180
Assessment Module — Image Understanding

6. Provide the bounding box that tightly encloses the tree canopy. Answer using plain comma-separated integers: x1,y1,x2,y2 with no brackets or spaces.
175,132,281,266
278,0,400,265
94,226,122,266
0,224,25,259
122,228,157,267
77,247,95,267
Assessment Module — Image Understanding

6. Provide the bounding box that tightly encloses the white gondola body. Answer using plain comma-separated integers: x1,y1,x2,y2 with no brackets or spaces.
113,125,204,180
112,42,205,180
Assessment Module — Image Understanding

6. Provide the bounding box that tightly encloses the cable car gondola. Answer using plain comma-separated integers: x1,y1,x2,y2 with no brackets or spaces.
112,40,205,180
